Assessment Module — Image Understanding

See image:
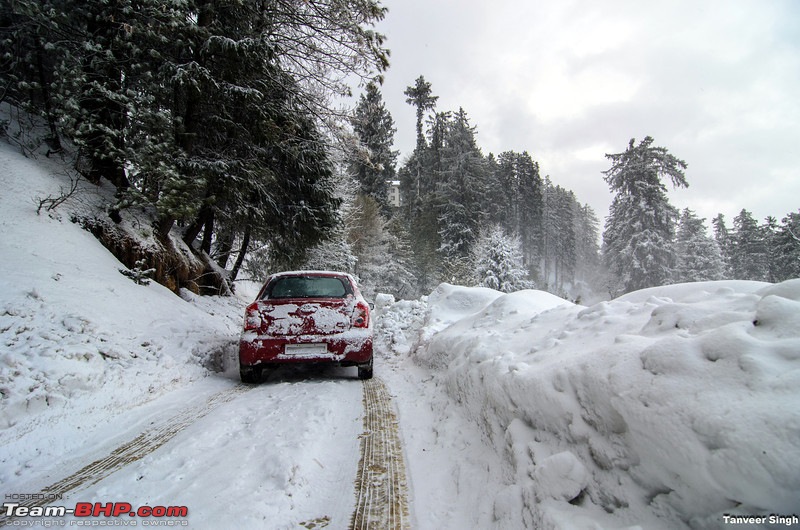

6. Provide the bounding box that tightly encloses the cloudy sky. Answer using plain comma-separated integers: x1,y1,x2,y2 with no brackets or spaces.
372,0,800,228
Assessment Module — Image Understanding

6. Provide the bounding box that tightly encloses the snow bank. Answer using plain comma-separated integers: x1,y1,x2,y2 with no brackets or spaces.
403,280,800,529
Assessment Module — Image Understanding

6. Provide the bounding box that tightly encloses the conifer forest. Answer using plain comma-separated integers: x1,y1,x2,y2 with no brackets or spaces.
2,1,798,301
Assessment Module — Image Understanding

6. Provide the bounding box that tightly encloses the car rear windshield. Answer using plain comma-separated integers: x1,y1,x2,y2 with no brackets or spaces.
262,276,351,299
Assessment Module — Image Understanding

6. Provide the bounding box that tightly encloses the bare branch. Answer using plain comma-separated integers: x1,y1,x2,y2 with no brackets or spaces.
34,172,83,214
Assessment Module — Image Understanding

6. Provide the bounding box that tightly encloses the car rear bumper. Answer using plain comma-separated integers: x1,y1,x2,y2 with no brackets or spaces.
239,330,373,367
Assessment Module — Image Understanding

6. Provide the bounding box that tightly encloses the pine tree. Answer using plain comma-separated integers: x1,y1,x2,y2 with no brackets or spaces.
300,234,357,275
485,152,515,231
602,136,688,295
673,208,726,283
346,195,415,299
729,209,769,281
397,151,440,295
349,82,398,213
436,108,489,282
763,216,780,283
3,0,182,190
404,75,438,152
396,76,441,294
0,0,71,151
301,169,359,275
486,151,543,271
516,152,545,271
573,203,603,297
712,213,734,276
542,182,577,293
380,217,418,298
772,210,800,281
472,225,534,293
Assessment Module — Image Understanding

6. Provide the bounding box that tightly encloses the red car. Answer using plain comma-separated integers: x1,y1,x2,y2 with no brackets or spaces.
238,271,373,383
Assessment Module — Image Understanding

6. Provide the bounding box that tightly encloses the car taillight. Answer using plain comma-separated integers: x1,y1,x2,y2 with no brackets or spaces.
243,302,262,331
352,301,370,328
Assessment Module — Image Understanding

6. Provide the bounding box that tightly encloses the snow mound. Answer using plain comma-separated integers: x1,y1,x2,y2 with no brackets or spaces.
426,283,504,328
374,294,427,357
402,280,800,529
415,283,571,370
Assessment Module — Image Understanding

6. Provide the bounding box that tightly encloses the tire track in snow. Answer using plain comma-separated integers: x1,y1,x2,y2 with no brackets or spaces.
0,383,251,526
350,376,410,530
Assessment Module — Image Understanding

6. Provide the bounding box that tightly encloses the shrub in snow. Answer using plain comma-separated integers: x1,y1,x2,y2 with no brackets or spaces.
119,259,156,286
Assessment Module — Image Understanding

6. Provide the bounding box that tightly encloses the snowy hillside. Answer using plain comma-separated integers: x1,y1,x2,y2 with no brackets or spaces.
2,138,799,530
0,141,247,479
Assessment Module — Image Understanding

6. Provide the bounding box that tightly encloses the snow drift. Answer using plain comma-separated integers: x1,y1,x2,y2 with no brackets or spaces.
387,280,800,529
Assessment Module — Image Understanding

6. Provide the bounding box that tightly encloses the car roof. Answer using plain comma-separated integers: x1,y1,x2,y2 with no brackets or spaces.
266,270,357,283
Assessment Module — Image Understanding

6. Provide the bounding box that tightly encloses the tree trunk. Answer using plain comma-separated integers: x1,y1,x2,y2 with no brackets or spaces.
201,211,214,254
34,39,61,155
215,229,235,269
230,224,251,283
156,215,175,239
182,207,210,248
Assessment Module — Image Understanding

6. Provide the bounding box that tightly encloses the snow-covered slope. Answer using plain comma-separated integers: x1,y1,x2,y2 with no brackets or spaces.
0,141,247,485
378,280,800,529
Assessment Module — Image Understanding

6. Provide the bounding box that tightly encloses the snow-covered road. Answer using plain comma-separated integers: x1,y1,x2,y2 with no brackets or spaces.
2,368,374,528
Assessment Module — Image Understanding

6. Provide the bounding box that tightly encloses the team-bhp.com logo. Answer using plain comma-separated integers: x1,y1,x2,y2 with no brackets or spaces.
2,501,188,526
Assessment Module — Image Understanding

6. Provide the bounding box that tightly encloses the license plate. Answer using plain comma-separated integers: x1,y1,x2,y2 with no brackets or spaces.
284,343,328,356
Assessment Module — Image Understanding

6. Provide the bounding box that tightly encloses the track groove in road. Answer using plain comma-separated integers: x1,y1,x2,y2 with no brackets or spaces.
350,377,411,530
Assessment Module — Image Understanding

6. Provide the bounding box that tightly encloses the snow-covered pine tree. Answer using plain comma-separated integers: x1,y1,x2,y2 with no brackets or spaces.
3,0,186,191
485,151,544,272
404,75,438,153
0,0,71,151
471,225,534,293
436,108,489,283
396,155,440,296
602,136,688,295
379,217,418,298
673,208,726,283
485,152,515,233
5,0,388,280
302,165,361,275
516,152,545,271
573,203,604,298
154,0,390,272
395,77,442,295
763,216,781,283
729,209,770,281
349,82,398,214
543,183,577,293
344,195,415,299
712,213,734,276
301,160,415,300
772,210,800,281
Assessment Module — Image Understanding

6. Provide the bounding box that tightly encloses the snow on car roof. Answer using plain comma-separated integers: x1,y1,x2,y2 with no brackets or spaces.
267,270,358,283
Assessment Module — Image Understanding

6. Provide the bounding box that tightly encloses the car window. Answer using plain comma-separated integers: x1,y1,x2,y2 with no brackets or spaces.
264,276,350,299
